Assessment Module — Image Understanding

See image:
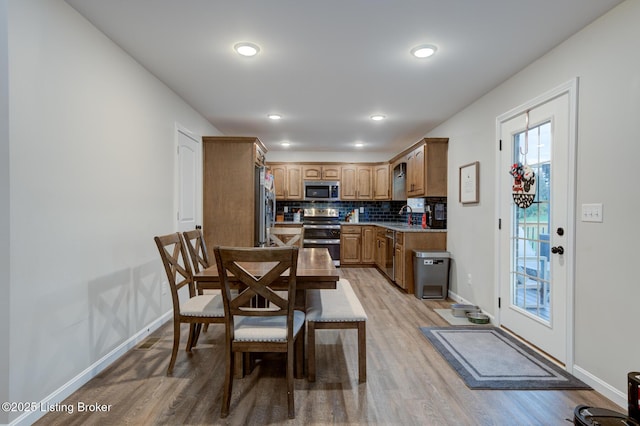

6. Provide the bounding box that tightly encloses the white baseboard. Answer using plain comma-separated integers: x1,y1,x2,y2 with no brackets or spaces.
573,365,627,409
9,312,172,426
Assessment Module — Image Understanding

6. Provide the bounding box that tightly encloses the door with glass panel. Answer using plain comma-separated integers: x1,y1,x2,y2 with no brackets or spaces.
498,81,577,365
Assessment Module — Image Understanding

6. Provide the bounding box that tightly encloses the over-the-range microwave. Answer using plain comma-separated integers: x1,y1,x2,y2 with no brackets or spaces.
303,181,340,201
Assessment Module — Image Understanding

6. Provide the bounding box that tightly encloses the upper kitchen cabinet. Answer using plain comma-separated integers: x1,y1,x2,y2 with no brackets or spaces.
302,164,341,181
271,163,303,200
202,136,266,252
405,138,448,197
373,163,390,200
341,165,373,200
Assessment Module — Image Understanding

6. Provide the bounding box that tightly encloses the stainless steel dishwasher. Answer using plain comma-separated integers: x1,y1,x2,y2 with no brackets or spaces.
384,229,395,280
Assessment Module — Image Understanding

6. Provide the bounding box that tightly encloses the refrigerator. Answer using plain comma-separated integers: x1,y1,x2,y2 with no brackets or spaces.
255,166,276,247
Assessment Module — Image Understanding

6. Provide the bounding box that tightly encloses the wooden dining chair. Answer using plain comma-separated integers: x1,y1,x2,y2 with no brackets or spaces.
154,233,225,375
183,228,211,274
213,246,304,419
268,226,304,248
183,228,218,334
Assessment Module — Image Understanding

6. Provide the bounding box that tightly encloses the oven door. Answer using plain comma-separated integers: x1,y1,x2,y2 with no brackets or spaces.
303,239,341,266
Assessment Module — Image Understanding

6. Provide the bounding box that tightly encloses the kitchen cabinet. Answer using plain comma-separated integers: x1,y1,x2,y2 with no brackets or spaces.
394,231,447,294
302,164,341,181
373,163,390,200
406,145,424,197
340,225,376,265
271,163,303,200
361,226,376,263
340,225,362,264
341,165,373,200
406,138,448,197
202,136,266,253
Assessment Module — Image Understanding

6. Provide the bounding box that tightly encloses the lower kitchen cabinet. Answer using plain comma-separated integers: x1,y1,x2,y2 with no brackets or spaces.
340,225,376,265
340,226,362,264
395,231,447,294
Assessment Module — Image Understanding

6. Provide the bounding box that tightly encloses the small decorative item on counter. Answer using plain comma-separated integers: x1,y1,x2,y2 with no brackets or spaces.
421,212,427,229
345,211,352,222
293,209,301,223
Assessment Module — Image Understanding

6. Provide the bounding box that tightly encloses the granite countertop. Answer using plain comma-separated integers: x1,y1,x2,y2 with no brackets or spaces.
340,221,447,232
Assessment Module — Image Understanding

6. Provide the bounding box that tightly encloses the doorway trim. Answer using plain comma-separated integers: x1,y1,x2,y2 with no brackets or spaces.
494,77,579,372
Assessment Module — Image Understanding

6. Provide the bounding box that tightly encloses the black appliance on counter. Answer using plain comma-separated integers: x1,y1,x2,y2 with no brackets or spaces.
302,208,341,266
573,372,640,425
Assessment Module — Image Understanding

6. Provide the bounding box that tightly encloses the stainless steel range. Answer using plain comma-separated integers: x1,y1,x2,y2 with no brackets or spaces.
303,208,341,266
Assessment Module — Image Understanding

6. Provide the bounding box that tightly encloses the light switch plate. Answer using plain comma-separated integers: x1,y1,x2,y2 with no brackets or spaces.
581,203,603,222
359,207,364,213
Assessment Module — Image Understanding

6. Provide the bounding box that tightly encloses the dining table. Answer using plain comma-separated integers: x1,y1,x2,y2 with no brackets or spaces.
193,247,339,378
193,247,340,309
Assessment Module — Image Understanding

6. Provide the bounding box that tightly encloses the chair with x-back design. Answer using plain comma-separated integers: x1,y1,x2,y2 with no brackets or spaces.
213,245,304,419
154,233,225,374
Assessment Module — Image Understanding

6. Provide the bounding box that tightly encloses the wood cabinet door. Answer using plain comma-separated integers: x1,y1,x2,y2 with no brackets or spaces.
302,165,322,180
322,165,341,180
373,164,390,200
340,165,357,200
356,166,373,199
361,226,375,263
424,140,448,197
271,164,286,199
285,165,303,199
407,145,425,196
340,232,361,264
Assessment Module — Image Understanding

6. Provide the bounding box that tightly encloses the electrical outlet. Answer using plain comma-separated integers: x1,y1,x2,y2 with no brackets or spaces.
284,206,288,213
581,203,603,222
359,207,364,213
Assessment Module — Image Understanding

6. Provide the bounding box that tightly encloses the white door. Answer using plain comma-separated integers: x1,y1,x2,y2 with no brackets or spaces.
497,80,577,366
176,126,201,232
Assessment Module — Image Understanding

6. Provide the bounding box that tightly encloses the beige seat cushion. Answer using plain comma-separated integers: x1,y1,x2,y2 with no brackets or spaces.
306,279,367,322
180,294,225,317
234,310,305,342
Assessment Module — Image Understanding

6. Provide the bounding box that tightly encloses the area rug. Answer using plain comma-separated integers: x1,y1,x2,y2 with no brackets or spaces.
420,326,591,390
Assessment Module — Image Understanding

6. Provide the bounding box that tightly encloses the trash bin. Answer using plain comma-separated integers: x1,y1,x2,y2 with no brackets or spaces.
413,251,450,299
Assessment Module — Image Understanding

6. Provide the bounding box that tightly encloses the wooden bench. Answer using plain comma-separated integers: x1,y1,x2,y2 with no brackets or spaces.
306,278,367,383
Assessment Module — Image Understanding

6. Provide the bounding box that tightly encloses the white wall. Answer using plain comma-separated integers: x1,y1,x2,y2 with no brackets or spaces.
6,0,219,423
1,1,10,424
432,0,640,403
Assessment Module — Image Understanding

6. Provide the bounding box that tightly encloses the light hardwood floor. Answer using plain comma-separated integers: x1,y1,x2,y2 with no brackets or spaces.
36,267,619,425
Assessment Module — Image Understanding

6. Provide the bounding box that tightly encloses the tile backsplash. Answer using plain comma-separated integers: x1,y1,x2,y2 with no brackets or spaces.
276,197,447,229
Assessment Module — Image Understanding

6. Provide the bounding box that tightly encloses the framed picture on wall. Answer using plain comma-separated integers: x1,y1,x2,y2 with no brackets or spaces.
459,161,479,204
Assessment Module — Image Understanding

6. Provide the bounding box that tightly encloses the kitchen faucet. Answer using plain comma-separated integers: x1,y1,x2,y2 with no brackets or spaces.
398,204,413,225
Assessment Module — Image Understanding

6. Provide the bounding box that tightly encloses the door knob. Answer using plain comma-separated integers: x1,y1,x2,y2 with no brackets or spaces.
551,246,564,255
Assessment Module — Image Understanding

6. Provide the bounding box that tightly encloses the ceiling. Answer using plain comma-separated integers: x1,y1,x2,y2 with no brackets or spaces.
65,0,622,155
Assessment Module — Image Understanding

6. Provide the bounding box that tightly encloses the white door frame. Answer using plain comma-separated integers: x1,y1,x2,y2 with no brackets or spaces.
174,123,202,232
494,78,579,371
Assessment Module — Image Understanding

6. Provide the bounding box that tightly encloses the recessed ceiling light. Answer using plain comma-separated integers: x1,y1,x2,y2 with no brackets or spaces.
268,114,282,120
411,44,437,58
234,42,260,57
355,142,364,148
281,141,290,147
370,114,386,121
